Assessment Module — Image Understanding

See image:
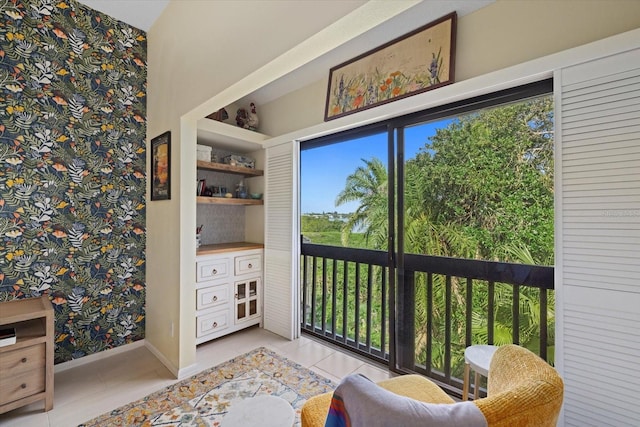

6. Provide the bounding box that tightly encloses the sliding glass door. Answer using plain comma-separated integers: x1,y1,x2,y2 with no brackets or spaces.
300,81,555,385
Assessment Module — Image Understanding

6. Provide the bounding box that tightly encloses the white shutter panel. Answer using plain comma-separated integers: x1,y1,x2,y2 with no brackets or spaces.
556,48,640,426
264,142,299,340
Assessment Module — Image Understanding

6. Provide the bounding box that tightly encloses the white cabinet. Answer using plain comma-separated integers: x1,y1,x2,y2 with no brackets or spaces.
195,248,263,344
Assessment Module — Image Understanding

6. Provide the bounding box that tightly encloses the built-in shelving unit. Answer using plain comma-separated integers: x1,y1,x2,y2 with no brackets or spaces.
196,119,268,207
194,119,266,336
196,160,264,205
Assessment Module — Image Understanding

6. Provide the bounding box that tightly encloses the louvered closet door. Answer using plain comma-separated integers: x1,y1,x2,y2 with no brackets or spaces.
556,48,640,426
264,142,299,340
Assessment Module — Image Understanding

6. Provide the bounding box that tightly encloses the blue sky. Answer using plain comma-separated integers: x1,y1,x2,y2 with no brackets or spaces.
300,119,452,213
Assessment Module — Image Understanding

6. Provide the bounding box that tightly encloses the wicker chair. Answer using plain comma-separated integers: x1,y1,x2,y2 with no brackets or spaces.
301,344,563,427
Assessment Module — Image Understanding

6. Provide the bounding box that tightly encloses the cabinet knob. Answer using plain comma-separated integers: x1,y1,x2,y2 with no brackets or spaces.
212,322,218,328
212,296,218,302
212,269,217,275
248,263,252,269
21,383,27,389
21,358,27,363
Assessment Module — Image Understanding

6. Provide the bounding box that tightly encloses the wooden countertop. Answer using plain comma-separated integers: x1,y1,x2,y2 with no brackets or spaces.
196,242,264,256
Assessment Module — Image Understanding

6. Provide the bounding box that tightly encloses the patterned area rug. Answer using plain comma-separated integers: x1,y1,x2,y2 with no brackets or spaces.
79,347,336,426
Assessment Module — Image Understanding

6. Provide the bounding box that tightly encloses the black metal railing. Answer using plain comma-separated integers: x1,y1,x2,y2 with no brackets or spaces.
300,242,554,396
301,243,390,363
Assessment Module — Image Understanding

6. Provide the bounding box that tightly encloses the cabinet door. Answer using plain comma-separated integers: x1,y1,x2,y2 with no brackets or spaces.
234,278,260,323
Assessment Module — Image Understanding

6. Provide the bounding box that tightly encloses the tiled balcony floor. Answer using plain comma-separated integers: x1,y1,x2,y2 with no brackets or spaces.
0,326,394,427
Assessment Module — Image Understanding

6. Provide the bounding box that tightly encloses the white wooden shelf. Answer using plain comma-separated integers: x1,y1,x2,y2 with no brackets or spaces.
196,196,263,206
196,160,263,177
196,118,270,153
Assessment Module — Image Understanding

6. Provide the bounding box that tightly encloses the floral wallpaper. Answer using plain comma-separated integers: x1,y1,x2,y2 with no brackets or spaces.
0,0,147,363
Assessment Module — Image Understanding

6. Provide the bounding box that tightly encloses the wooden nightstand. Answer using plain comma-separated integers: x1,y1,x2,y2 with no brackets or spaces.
0,296,54,413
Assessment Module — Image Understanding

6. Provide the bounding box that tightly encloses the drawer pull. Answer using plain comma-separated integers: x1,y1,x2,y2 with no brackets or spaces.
212,296,218,302
248,263,252,269
21,357,27,363
212,322,218,328
21,383,27,389
212,268,218,275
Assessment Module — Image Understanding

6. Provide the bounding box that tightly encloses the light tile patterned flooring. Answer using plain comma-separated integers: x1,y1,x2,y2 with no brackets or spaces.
0,327,393,427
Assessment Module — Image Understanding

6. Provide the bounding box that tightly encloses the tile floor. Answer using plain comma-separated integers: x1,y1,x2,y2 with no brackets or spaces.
0,327,393,427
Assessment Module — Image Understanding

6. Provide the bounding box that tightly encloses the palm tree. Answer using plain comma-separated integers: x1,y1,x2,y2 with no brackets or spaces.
335,157,388,249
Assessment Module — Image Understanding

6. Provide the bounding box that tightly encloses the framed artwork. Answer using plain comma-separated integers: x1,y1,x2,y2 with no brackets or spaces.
151,131,171,201
325,12,457,121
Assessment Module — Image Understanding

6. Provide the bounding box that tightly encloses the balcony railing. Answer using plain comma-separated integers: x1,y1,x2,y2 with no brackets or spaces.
300,242,554,397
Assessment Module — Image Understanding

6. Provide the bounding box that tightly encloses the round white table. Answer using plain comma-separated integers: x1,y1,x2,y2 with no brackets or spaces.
462,345,498,400
222,395,295,427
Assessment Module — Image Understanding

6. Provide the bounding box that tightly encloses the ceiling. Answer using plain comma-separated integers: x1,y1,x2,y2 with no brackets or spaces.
77,0,169,32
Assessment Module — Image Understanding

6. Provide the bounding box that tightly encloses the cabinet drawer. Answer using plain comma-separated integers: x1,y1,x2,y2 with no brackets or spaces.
196,258,229,282
235,253,262,276
196,285,229,310
0,343,45,378
196,310,229,337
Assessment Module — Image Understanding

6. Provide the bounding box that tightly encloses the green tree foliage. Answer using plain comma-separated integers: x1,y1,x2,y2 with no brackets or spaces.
301,215,343,232
407,97,554,264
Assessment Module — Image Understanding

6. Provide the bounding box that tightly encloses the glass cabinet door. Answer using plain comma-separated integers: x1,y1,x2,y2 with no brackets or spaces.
235,278,260,323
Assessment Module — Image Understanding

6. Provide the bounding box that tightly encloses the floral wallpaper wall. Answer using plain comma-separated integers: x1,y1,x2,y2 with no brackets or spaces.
0,0,147,363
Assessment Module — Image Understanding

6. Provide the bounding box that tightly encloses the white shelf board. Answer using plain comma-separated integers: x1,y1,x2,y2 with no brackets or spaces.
197,118,270,153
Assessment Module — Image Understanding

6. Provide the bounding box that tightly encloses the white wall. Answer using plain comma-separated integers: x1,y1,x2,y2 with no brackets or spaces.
259,0,640,136
145,0,373,373
146,0,640,374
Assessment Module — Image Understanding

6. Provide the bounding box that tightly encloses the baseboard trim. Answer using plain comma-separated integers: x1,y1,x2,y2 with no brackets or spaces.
144,340,197,379
54,340,145,373
54,339,198,380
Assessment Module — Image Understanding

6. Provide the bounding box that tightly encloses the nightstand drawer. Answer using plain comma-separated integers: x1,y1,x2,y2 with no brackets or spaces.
0,343,45,378
196,285,229,310
0,370,45,405
196,258,230,282
196,310,229,337
235,253,262,276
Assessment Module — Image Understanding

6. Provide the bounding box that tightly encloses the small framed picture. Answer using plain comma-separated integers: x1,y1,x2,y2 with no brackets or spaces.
151,131,171,201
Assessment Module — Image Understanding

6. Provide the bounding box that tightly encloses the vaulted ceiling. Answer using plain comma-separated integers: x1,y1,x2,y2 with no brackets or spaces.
77,0,170,31
76,1,494,106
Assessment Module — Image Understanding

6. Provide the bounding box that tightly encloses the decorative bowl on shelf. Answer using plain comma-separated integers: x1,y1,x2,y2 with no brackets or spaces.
250,193,263,200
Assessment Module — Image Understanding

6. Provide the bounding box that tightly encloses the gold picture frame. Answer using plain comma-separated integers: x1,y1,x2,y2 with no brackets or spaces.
151,131,171,201
325,12,456,121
